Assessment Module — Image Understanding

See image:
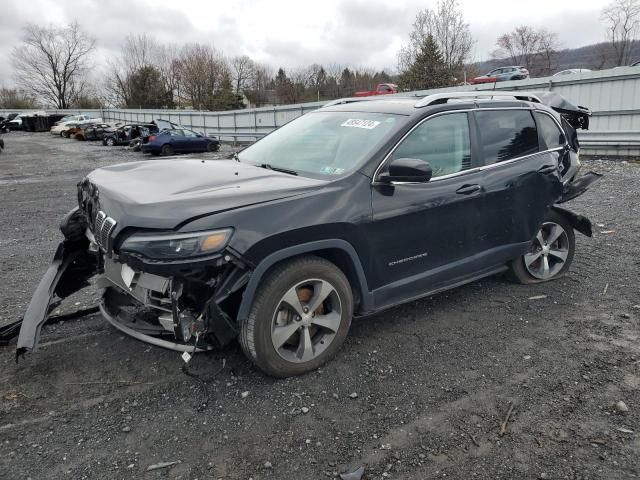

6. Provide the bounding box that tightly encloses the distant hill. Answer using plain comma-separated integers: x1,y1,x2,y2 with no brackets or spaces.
473,40,640,75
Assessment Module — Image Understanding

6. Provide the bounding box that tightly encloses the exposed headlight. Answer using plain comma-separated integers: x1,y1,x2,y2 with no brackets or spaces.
119,228,233,259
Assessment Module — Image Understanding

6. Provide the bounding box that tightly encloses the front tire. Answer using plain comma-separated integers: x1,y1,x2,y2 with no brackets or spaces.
508,210,575,284
207,141,220,152
104,137,115,146
240,255,353,377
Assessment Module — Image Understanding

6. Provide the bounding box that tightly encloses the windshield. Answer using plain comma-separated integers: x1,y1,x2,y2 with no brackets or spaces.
238,111,405,178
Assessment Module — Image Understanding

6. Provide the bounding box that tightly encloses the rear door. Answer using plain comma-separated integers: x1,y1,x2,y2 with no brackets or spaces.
367,111,488,306
472,107,563,264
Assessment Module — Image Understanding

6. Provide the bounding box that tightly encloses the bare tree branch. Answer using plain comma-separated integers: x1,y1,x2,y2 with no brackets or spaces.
602,0,640,65
11,21,95,108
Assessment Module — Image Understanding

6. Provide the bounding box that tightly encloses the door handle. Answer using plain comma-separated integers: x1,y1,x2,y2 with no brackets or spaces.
456,184,482,195
537,164,557,175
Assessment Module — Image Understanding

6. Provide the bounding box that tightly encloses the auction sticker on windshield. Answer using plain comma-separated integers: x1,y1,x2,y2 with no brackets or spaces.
341,118,380,129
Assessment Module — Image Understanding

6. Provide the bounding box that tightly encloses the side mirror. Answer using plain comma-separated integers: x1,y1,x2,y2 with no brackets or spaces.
379,158,432,183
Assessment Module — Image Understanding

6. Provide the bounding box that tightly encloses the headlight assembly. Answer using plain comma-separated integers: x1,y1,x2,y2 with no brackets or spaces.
119,228,233,260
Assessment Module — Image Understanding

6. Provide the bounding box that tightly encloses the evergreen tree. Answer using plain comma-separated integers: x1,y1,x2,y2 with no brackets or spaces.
400,34,450,91
210,72,245,110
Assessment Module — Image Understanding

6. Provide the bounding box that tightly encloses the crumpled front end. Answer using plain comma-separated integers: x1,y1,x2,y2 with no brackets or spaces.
14,179,253,358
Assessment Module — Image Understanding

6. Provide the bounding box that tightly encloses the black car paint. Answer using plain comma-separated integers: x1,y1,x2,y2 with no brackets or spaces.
13,95,600,356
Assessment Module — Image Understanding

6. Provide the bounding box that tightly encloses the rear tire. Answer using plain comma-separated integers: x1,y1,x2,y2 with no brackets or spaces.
507,210,575,284
240,255,353,377
161,144,174,156
207,141,220,152
104,137,115,146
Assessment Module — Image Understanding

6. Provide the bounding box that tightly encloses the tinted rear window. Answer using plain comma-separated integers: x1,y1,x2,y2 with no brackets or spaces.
535,112,565,150
476,110,538,164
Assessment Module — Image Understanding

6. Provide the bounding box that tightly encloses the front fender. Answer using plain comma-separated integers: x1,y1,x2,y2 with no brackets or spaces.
236,239,372,321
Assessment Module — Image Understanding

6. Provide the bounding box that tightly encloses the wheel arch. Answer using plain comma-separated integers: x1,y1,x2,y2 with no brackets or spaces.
236,239,372,321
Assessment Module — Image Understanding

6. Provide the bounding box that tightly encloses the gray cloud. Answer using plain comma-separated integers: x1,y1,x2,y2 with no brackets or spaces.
0,0,611,89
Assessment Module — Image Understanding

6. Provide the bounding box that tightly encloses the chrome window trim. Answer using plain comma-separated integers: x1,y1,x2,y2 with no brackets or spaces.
373,106,565,185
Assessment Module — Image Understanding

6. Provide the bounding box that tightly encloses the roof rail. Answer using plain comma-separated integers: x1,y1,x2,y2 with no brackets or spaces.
414,91,542,108
323,97,380,108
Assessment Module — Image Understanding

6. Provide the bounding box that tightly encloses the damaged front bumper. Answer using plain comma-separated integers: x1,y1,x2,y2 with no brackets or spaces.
11,208,251,359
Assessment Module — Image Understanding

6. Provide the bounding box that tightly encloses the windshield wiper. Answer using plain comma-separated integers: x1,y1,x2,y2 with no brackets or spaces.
259,163,298,176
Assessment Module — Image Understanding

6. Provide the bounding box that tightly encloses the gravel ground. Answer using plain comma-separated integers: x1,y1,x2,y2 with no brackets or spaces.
0,132,639,480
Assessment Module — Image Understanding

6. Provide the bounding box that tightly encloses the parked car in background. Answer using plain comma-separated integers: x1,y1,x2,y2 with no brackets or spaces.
102,123,159,146
75,123,113,141
0,113,18,132
354,83,399,97
50,115,103,136
142,128,220,155
552,69,592,77
470,66,529,84
7,114,27,130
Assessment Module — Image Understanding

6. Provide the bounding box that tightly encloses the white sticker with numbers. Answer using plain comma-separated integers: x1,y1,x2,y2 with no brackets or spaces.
341,118,380,129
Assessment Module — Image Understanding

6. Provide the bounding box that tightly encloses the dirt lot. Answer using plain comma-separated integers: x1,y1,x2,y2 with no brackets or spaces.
0,131,638,480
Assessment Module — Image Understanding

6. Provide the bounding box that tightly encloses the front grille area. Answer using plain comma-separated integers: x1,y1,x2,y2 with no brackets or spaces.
94,211,117,252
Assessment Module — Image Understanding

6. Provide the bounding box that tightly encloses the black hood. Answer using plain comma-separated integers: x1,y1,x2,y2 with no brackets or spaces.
84,159,326,232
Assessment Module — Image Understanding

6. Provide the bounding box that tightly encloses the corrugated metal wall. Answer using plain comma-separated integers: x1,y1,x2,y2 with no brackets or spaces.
3,66,640,155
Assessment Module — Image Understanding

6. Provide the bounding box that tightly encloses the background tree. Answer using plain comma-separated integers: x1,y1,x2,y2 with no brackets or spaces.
399,35,450,90
244,63,273,107
176,43,227,109
210,72,245,110
127,65,171,108
492,26,560,76
11,21,95,108
602,0,640,65
397,0,473,81
106,34,171,107
0,87,37,109
230,55,256,94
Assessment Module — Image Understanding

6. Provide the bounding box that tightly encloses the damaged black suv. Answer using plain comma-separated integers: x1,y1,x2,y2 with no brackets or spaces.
16,91,600,377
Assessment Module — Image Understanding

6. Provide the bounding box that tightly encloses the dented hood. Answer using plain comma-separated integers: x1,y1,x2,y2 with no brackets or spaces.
84,159,326,232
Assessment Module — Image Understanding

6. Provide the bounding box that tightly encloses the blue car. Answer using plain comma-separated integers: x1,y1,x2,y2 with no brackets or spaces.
142,129,220,156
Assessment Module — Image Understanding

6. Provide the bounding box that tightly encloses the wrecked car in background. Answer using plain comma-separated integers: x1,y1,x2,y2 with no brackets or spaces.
102,123,159,146
50,114,103,136
12,91,600,378
75,123,113,141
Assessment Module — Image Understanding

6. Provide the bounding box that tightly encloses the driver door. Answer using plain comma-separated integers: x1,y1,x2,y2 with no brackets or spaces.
367,112,487,306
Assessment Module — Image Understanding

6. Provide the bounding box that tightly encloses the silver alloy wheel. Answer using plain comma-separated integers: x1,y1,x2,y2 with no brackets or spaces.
271,278,342,363
524,221,570,280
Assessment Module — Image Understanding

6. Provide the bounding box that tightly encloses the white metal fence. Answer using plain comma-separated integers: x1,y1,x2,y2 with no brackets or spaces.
3,66,640,155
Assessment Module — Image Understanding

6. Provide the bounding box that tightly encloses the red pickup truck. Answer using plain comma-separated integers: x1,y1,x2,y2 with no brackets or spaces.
354,83,399,97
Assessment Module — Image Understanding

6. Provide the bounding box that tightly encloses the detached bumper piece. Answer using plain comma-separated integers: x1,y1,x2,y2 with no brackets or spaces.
16,240,97,359
557,171,603,204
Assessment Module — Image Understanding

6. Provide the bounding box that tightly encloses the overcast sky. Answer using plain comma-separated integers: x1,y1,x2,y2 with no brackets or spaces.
1,0,611,86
